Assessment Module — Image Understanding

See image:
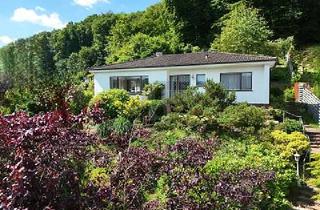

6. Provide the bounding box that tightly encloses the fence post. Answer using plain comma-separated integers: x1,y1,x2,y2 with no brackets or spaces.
294,82,300,102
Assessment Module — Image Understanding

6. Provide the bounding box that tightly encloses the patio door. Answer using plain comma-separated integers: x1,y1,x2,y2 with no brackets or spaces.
169,75,190,97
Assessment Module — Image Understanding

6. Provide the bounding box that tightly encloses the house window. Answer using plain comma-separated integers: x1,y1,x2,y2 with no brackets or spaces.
110,76,149,94
220,72,252,91
169,75,191,97
196,74,206,87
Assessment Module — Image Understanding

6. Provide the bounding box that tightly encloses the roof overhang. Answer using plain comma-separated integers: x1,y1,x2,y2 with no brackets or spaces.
89,60,276,74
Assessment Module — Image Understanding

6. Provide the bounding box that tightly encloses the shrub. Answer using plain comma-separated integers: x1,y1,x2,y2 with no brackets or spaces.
97,120,113,138
271,130,310,158
154,113,183,131
112,116,132,135
218,103,266,134
205,140,295,208
279,119,303,133
123,96,144,120
168,87,201,113
203,80,235,110
89,89,129,118
141,100,166,124
308,153,320,188
284,87,295,102
0,106,11,115
107,147,164,209
0,111,99,209
143,82,165,99
68,81,94,114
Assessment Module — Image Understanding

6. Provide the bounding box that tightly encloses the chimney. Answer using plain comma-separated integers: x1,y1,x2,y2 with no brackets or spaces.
155,52,163,57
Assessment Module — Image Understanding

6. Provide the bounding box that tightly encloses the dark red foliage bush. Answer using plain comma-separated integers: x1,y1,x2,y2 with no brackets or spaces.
107,128,152,151
0,110,100,209
108,147,164,209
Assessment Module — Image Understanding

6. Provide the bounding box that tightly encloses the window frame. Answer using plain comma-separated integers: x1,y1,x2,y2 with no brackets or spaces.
196,74,206,87
109,76,149,94
169,74,191,97
220,72,252,91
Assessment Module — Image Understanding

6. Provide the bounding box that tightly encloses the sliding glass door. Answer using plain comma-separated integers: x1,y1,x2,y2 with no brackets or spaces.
169,75,190,97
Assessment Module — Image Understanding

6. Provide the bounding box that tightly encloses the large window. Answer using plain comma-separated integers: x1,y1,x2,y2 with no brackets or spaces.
220,72,252,91
196,74,206,87
110,76,149,94
169,75,190,97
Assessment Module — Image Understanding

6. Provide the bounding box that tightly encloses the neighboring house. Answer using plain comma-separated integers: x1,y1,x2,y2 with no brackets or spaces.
89,52,276,104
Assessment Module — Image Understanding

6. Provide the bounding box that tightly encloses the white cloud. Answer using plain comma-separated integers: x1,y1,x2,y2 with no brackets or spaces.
0,36,14,46
73,0,110,8
11,7,66,29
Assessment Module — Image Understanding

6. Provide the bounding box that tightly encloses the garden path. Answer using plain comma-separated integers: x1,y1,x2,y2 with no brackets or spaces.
292,127,320,209
305,127,320,154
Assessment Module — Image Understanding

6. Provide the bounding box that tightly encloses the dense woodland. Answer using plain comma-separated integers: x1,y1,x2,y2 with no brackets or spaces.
0,0,320,113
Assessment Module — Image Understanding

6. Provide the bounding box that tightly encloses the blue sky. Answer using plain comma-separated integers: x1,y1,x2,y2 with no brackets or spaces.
0,0,159,46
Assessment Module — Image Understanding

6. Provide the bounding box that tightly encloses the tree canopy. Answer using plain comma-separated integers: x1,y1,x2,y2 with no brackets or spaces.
211,2,272,54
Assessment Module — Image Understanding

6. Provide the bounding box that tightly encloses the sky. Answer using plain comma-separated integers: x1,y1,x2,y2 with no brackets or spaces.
0,0,160,47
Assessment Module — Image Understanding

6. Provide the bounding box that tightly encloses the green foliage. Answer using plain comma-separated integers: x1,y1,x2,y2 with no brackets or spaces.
154,113,182,131
279,119,303,134
97,120,113,138
211,2,272,54
106,2,183,63
203,80,236,110
143,82,165,100
141,100,166,124
89,89,129,118
308,153,320,188
271,66,291,82
168,87,202,113
205,140,295,208
0,106,11,115
169,80,235,114
267,36,294,62
205,140,291,175
271,130,310,159
145,175,169,206
123,96,144,120
112,116,133,135
165,0,215,47
283,88,295,102
218,103,266,134
68,77,94,114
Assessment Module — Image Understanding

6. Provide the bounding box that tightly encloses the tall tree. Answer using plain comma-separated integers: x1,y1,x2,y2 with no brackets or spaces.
211,2,272,54
165,0,214,47
106,2,183,64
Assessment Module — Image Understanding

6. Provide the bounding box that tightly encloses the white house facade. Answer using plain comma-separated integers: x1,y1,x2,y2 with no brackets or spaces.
89,52,276,104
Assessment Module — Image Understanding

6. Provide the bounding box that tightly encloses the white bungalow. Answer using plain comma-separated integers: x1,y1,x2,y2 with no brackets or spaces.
89,52,276,104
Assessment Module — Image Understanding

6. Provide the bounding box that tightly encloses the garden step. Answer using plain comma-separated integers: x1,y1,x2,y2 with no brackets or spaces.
309,136,320,138
307,134,320,137
307,135,320,139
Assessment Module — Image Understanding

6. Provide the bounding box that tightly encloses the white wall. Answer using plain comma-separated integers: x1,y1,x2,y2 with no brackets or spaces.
93,69,167,95
92,62,272,104
167,63,270,104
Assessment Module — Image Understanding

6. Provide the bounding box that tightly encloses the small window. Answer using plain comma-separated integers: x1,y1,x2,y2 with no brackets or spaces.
220,72,252,91
110,77,119,89
196,74,206,87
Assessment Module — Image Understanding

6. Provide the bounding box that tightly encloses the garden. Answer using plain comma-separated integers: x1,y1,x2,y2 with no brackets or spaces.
0,81,311,209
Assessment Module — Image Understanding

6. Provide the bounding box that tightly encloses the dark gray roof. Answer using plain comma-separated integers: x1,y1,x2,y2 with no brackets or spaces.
90,52,276,71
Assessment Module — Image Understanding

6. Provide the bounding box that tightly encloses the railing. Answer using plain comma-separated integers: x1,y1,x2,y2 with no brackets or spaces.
296,82,320,124
282,110,305,134
282,109,310,180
